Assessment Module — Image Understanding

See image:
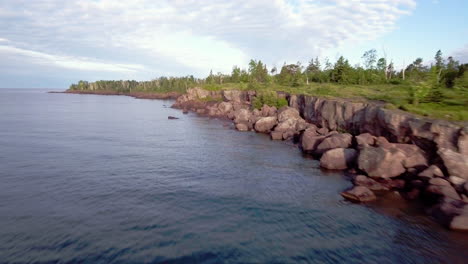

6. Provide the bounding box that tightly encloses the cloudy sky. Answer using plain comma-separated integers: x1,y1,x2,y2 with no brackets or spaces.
0,0,467,88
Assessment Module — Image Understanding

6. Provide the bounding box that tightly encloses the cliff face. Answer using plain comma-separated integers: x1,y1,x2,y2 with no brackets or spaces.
288,94,466,161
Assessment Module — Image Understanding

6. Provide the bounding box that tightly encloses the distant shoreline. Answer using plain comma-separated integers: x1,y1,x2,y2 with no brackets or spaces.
54,90,181,100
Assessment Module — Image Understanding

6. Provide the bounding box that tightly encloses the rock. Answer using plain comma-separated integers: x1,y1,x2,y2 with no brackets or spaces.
418,165,444,179
341,186,376,202
254,116,277,133
233,109,251,124
429,199,468,231
168,116,179,120
315,133,353,155
270,131,283,140
358,146,406,178
300,129,325,153
375,137,391,148
406,188,420,200
223,90,243,103
465,182,468,194
217,102,233,114
196,109,205,114
320,148,357,170
275,119,297,133
457,127,468,156
391,144,428,169
438,148,468,179
282,130,296,140
295,119,309,132
448,176,466,186
253,109,261,117
235,123,249,132
354,175,389,191
426,185,461,200
277,107,301,122
429,178,451,186
356,133,376,149
317,127,329,135
261,105,277,117
182,109,189,114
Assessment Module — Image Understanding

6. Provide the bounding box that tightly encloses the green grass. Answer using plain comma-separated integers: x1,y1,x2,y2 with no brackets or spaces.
200,82,468,122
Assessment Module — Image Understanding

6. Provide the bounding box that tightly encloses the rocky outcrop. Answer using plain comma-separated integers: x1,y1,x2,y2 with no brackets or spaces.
171,88,468,231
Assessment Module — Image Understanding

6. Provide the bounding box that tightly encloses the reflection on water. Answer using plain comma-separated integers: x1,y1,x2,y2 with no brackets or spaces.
0,89,466,263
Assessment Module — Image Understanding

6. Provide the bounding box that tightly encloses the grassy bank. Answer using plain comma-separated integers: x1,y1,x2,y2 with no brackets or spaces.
200,82,468,122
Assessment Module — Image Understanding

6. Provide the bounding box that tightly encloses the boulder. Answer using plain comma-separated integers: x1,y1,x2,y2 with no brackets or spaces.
278,107,301,122
270,131,283,140
391,144,428,169
358,146,406,178
218,102,233,115
235,123,249,132
295,119,310,132
252,109,261,117
282,130,296,140
233,109,251,124
223,90,243,103
438,148,468,179
448,176,466,186
354,175,389,191
418,165,444,179
425,185,461,201
457,127,468,156
261,105,277,117
300,129,325,153
317,127,329,135
341,186,376,202
429,199,468,231
315,133,353,155
275,119,297,133
254,116,277,133
356,133,376,149
429,178,451,186
320,148,357,170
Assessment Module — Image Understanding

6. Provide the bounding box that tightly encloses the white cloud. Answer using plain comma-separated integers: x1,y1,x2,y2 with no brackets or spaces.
452,44,468,64
0,44,145,73
0,0,416,77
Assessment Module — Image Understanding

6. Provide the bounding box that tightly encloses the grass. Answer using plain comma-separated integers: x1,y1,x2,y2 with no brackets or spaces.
200,82,468,122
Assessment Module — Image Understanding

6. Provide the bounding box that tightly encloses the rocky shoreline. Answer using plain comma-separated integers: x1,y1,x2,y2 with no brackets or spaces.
61,90,181,100
172,88,468,232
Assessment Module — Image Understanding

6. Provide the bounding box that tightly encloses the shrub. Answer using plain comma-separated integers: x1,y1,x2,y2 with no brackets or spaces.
252,91,288,109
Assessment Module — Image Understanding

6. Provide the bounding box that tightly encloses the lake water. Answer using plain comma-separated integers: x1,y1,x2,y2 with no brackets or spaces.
0,89,467,263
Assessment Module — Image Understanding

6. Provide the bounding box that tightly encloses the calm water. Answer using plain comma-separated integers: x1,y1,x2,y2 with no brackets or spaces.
0,89,466,264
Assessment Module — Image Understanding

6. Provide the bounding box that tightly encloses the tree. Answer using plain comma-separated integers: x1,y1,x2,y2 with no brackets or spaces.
434,50,444,70
231,66,241,83
362,49,377,69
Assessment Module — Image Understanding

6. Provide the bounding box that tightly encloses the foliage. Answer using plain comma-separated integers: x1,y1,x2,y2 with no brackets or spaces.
252,91,288,109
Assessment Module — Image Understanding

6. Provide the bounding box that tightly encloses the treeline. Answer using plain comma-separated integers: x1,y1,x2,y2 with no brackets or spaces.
209,49,467,88
69,76,201,93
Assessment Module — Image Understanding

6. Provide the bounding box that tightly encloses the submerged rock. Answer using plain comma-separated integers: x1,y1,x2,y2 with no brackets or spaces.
168,116,179,120
341,186,376,202
354,175,389,191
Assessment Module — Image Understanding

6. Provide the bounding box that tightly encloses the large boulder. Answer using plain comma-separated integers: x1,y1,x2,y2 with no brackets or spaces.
390,143,428,169
274,118,297,133
358,146,406,178
222,90,243,103
320,148,357,170
278,107,300,122
217,102,233,115
429,199,468,231
254,116,277,133
341,186,376,202
315,133,353,155
261,105,277,117
300,128,325,153
438,148,468,179
356,133,376,149
233,109,251,124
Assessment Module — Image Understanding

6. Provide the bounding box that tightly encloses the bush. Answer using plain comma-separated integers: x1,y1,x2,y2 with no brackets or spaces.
252,91,288,109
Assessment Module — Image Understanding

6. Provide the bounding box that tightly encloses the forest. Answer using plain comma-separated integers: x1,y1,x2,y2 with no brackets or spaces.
69,49,468,121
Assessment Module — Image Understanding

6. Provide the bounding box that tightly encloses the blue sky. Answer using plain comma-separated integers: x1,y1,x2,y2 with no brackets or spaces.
0,0,467,88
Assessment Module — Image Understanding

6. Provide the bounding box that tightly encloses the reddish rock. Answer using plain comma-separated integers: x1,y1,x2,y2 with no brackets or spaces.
270,131,283,140
278,107,300,122
356,133,376,149
341,186,376,202
300,128,325,153
261,105,277,117
429,178,451,186
282,130,296,140
426,185,461,200
254,116,277,133
358,146,406,178
315,133,353,155
320,148,357,170
438,148,468,179
317,127,329,135
448,176,466,186
354,175,389,191
418,165,444,179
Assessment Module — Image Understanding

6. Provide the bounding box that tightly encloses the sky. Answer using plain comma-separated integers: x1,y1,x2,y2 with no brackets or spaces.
0,0,467,88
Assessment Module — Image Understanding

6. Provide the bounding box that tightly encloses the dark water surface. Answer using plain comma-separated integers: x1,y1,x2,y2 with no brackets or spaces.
0,89,467,263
